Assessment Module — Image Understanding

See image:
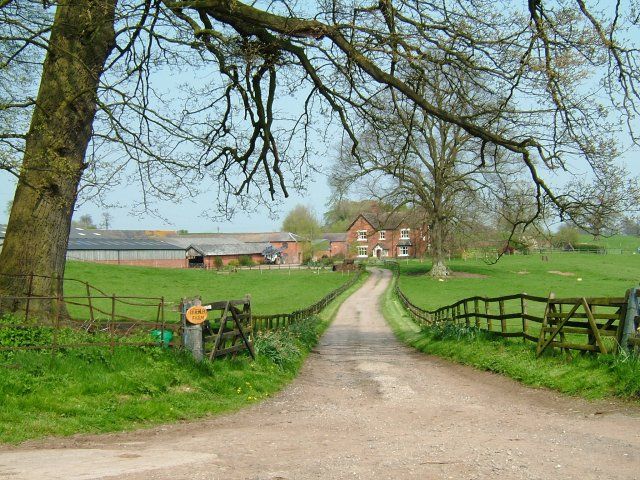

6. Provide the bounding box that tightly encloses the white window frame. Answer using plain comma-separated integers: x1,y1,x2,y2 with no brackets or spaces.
399,245,409,257
379,230,386,240
357,230,367,241
357,246,368,257
400,228,410,240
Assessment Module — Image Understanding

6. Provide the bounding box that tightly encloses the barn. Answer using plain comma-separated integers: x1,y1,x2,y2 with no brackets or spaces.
185,241,270,268
66,238,186,268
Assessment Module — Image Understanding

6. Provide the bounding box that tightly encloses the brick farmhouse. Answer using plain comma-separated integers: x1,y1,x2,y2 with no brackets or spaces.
345,213,429,259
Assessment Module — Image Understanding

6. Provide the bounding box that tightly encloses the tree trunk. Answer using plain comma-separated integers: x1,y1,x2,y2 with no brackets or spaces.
429,216,449,278
0,0,116,318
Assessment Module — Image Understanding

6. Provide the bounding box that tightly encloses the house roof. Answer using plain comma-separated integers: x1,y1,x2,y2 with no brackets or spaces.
67,238,184,251
321,232,347,242
187,242,270,256
0,224,5,239
346,211,428,232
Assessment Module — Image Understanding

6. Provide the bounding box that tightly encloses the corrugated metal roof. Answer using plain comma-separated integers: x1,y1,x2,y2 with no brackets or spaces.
67,238,185,251
0,224,6,238
188,242,270,256
165,236,246,248
169,232,301,243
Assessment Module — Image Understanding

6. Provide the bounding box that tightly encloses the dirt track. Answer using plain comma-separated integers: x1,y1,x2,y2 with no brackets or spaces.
1,267,640,479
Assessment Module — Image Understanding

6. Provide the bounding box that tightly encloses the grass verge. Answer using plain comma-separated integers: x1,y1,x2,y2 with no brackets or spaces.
0,271,368,444
383,275,640,401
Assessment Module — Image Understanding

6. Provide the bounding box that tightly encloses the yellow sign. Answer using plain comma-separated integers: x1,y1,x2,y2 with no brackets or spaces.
186,305,208,324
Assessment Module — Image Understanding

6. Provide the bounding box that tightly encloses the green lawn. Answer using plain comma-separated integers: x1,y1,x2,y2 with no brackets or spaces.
397,253,640,311
63,262,352,320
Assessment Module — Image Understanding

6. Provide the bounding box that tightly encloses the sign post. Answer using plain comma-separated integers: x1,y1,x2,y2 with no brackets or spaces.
182,298,205,361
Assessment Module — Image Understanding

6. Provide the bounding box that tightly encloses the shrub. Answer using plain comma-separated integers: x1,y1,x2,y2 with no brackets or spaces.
227,259,239,268
573,243,605,253
253,316,320,368
238,255,254,266
213,256,223,270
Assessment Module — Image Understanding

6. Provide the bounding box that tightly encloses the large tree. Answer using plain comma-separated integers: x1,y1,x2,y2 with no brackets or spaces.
1,1,639,314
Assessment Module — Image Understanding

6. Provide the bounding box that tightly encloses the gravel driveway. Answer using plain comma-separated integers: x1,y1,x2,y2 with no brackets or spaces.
1,267,639,479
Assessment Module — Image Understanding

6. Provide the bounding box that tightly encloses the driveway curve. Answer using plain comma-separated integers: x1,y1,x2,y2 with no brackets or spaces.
1,267,639,479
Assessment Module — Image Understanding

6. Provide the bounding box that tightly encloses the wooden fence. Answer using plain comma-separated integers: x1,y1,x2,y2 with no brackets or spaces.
251,268,363,332
385,261,639,356
1,267,363,356
0,274,168,354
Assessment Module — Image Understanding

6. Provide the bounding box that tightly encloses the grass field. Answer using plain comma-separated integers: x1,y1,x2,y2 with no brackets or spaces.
0,270,368,444
62,261,352,320
397,252,640,312
578,233,640,251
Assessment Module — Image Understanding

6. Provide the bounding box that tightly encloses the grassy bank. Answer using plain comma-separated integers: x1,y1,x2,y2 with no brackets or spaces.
383,277,640,400
0,271,368,444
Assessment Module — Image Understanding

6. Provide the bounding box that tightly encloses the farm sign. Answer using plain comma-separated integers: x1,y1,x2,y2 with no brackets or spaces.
186,305,208,324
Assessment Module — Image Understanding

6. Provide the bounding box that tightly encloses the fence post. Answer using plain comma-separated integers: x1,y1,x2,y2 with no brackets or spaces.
485,299,492,331
86,282,95,324
499,299,506,334
464,301,469,327
24,273,34,322
182,297,204,361
474,298,479,327
110,294,116,355
521,294,528,342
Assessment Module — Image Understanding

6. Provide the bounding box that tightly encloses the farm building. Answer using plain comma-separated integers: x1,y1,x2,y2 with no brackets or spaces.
166,232,303,264
184,240,270,268
66,238,187,268
0,224,5,252
320,233,348,258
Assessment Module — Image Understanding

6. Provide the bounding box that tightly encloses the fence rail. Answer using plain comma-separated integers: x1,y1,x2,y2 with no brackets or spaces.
385,261,638,356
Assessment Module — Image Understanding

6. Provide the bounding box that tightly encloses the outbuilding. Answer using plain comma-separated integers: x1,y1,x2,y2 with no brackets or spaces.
66,238,187,268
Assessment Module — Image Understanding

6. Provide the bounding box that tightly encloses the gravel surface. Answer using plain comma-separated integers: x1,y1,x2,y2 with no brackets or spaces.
1,267,639,479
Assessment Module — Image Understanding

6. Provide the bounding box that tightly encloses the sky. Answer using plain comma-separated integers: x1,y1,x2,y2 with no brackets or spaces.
0,169,332,233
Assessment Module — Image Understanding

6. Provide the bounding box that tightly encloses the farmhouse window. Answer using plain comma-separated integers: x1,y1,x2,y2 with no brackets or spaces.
357,246,368,257
400,228,410,239
379,230,386,240
399,245,409,256
357,230,367,241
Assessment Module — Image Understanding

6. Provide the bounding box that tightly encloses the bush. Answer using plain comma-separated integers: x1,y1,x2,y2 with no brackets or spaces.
238,255,254,266
253,316,320,368
573,243,605,253
213,256,223,270
227,259,239,268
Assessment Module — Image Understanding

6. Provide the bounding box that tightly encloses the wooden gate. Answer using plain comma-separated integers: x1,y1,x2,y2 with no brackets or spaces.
202,298,255,360
536,295,627,356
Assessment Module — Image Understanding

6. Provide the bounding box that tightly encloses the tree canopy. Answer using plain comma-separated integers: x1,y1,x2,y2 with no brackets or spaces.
1,0,639,313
